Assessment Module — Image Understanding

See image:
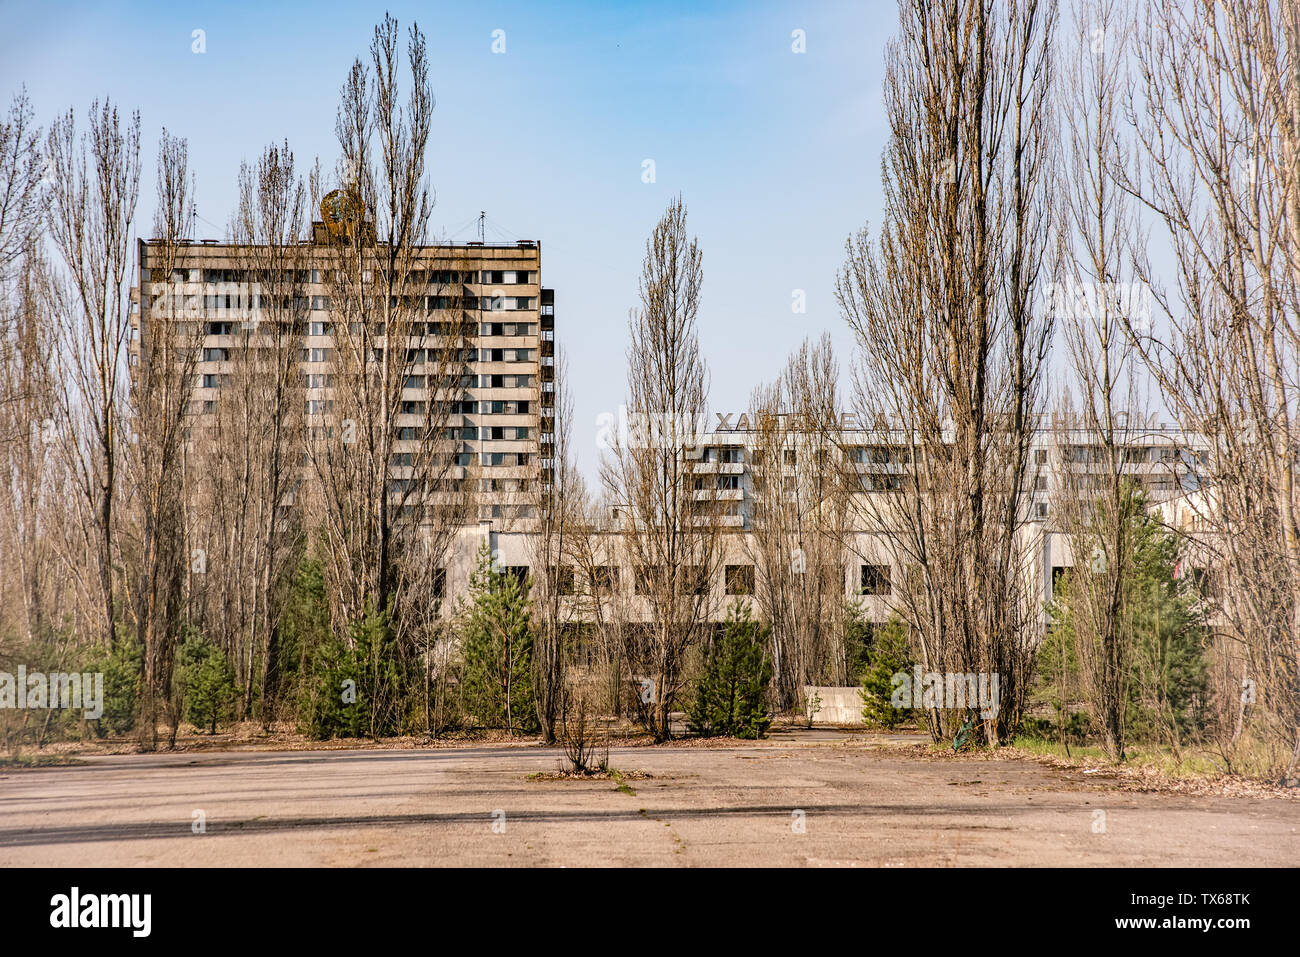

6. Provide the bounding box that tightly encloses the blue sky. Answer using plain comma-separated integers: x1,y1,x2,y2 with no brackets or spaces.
1,0,896,481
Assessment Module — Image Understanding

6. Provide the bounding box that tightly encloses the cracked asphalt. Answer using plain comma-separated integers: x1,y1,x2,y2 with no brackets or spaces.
2,734,1296,866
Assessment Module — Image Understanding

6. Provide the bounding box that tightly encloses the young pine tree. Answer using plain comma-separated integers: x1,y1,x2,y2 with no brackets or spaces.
860,616,913,730
458,542,538,734
1050,498,1210,755
178,633,237,734
688,600,773,739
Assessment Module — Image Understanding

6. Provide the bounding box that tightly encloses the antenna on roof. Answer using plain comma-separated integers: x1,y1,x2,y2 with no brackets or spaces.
478,210,485,243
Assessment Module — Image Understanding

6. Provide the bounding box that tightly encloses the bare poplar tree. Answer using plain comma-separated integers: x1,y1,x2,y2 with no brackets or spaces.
308,16,476,736
837,0,1057,744
45,100,142,650
1123,0,1300,775
0,241,59,646
601,195,721,741
0,89,53,650
746,333,851,709
206,141,311,721
124,130,197,748
527,346,584,742
0,88,43,288
1041,0,1165,763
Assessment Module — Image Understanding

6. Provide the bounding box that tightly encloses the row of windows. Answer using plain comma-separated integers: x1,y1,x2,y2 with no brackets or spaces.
481,322,536,336
397,389,531,413
389,451,530,468
397,399,531,416
689,473,906,494
518,563,891,598
159,268,538,287
698,443,1203,471
290,323,541,343
480,270,535,285
410,425,530,443
205,318,527,339
479,348,534,362
693,475,741,490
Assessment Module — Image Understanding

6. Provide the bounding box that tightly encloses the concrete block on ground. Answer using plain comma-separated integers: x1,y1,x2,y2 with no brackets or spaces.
804,686,865,725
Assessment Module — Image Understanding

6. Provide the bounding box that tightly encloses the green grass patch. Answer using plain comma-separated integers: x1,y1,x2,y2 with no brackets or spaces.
609,768,637,796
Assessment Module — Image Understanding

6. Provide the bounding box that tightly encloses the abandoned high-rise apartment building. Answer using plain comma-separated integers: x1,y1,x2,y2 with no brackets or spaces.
130,202,556,603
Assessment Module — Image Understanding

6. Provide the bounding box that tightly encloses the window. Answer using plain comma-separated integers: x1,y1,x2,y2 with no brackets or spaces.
634,566,664,596
860,474,902,491
725,565,755,595
703,446,742,464
860,564,891,595
480,347,534,363
481,270,534,285
590,566,620,593
551,566,576,596
678,566,709,597
482,452,529,467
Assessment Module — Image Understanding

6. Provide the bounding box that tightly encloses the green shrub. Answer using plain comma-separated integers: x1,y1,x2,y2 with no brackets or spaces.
1047,497,1211,749
458,543,538,733
842,598,873,686
688,600,773,739
303,603,407,739
278,557,331,717
860,616,913,729
178,633,237,733
85,628,144,737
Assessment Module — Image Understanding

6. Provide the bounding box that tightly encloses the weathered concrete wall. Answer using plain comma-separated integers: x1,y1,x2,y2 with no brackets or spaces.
804,686,865,725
